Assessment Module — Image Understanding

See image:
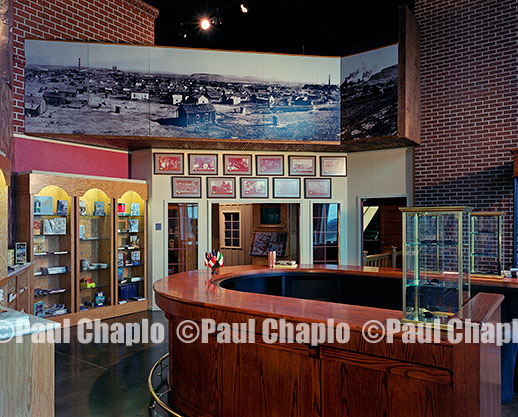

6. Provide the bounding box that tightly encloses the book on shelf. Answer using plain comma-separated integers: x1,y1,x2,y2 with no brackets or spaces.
130,296,146,302
118,267,123,280
34,236,46,254
43,219,54,235
129,235,140,249
117,203,126,215
131,251,141,265
129,219,139,233
130,276,142,282
33,301,45,317
34,220,41,235
94,201,105,216
79,200,87,216
118,252,125,267
34,195,53,215
130,203,140,216
54,217,67,235
56,199,68,215
79,225,85,240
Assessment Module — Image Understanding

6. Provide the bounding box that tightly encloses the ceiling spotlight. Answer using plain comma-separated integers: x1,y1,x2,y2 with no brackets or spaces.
240,4,248,13
200,18,211,30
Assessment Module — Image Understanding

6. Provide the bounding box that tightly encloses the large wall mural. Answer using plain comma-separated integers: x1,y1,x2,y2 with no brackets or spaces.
23,40,397,143
340,45,398,140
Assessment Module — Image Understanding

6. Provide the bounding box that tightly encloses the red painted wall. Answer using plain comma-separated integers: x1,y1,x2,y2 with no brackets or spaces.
11,0,158,176
414,0,518,265
15,137,129,178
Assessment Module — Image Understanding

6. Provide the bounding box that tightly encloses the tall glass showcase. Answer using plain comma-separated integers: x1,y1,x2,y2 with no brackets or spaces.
470,212,504,278
77,188,113,312
400,206,472,328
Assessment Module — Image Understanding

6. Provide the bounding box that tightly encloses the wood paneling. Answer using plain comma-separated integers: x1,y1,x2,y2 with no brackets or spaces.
34,132,418,153
154,266,503,417
398,5,420,144
15,172,148,200
0,332,54,417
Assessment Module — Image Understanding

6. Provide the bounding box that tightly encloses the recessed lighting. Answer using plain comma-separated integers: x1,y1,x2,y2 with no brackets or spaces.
200,18,211,30
240,4,248,13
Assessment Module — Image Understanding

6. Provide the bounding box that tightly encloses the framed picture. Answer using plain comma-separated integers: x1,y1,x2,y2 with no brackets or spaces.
224,154,252,175
288,156,316,176
172,177,202,198
273,178,300,198
305,178,332,198
256,155,284,176
320,156,347,176
189,154,218,175
207,177,236,198
154,153,184,174
240,177,268,198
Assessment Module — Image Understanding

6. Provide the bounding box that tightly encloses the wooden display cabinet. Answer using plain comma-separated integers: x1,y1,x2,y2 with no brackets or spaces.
15,171,148,325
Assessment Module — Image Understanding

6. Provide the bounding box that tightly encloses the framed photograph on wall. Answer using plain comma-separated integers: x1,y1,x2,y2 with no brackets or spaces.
171,177,202,198
154,153,184,175
256,155,284,176
207,177,236,198
240,178,268,198
189,154,218,175
273,178,300,198
305,178,332,198
288,156,316,176
320,156,347,176
224,154,252,175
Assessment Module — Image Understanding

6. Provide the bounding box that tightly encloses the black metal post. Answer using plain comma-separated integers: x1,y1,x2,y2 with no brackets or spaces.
514,177,518,267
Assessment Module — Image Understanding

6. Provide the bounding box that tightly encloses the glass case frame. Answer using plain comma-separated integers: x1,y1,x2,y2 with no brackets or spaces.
400,206,473,329
470,212,504,279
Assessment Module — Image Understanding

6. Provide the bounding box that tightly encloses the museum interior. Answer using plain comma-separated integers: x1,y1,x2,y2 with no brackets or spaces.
1,0,518,416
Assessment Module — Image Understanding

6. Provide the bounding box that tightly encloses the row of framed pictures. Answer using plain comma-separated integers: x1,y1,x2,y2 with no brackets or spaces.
172,177,333,199
155,153,347,177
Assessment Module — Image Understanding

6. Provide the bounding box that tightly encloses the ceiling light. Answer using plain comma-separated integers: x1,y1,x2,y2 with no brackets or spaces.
200,18,211,31
240,4,248,13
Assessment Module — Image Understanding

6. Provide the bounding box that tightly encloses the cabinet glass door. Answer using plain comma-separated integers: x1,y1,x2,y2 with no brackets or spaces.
78,188,113,311
33,185,74,317
168,203,198,274
116,191,146,303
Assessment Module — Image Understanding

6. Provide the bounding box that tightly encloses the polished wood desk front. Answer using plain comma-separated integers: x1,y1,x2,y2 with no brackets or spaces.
154,265,504,417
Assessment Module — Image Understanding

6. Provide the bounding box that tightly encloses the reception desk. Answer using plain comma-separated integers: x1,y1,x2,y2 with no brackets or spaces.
154,265,504,417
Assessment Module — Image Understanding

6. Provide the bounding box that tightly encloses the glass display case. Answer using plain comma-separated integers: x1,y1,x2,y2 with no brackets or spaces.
470,212,504,278
77,188,113,312
33,185,74,317
116,191,146,303
400,206,472,329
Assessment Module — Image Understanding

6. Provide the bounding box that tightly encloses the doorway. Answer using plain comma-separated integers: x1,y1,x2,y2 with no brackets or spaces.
211,203,300,266
361,197,407,267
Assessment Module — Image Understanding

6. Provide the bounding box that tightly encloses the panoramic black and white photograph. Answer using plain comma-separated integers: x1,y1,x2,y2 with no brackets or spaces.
340,44,398,140
24,40,341,143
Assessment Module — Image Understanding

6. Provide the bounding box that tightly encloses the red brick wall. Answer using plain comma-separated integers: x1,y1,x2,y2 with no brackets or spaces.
12,0,158,133
414,0,518,267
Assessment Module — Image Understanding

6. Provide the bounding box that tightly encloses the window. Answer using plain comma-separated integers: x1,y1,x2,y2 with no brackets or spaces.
168,203,198,274
313,203,339,265
220,211,241,248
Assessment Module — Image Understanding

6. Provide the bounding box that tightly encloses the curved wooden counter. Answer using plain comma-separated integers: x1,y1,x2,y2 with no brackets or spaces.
154,265,503,417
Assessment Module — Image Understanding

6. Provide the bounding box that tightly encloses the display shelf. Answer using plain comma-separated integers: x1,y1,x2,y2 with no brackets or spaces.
115,191,146,305
400,206,472,329
16,171,148,324
470,212,504,278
